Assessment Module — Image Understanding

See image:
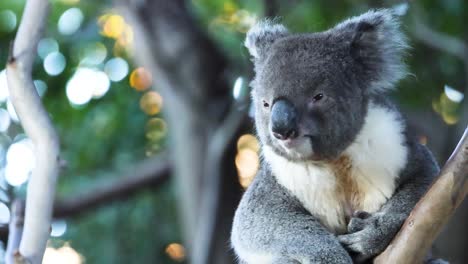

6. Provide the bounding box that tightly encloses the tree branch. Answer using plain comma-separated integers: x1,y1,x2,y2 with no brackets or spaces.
115,1,224,248
375,126,468,264
5,200,24,264
53,154,171,219
0,156,171,239
410,18,467,61
6,0,58,263
115,1,243,263
193,98,250,264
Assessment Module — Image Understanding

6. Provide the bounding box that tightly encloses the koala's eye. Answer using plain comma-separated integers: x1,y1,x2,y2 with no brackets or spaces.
262,100,270,108
313,93,324,102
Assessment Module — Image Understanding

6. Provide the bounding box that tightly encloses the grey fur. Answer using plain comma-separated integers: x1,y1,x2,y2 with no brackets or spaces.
231,9,439,264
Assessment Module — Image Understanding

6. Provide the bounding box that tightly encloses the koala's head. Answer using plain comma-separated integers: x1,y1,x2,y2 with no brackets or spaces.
246,10,408,162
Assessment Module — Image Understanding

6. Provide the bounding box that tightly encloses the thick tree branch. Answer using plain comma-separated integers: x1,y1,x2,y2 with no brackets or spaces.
116,0,227,247
115,1,243,263
6,0,58,263
53,154,171,219
193,99,249,264
375,127,468,264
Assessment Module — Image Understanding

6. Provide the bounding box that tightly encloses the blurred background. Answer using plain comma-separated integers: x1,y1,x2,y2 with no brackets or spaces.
0,0,465,263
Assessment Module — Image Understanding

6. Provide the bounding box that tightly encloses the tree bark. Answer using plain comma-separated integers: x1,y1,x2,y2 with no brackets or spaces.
375,127,468,264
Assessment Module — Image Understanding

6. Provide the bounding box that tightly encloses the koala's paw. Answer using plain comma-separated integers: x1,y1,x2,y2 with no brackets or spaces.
337,211,405,263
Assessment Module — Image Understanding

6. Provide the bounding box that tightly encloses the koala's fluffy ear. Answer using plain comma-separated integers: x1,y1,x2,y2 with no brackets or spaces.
333,9,409,92
245,20,289,61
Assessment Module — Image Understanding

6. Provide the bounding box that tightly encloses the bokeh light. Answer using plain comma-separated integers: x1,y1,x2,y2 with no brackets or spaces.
0,70,9,103
5,138,35,187
165,243,185,262
0,202,10,224
37,38,60,60
130,67,152,91
145,118,167,141
51,219,67,237
114,24,133,55
44,52,66,76
80,42,107,66
235,134,260,188
104,57,129,82
98,14,133,56
237,134,259,152
43,244,83,264
140,91,163,115
211,3,257,33
0,109,11,132
233,77,243,99
433,85,463,125
66,68,110,105
0,10,17,32
99,14,125,39
444,85,464,103
90,71,111,98
58,8,84,35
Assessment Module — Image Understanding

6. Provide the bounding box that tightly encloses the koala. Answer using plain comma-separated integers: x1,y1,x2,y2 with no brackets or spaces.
231,9,439,264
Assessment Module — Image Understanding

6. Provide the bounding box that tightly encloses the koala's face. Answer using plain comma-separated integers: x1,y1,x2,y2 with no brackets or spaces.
253,36,368,161
246,11,407,161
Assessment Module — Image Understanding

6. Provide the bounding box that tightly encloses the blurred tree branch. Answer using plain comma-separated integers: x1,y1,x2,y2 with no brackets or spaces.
53,153,171,219
115,0,245,263
5,0,60,263
0,156,171,240
194,98,249,264
410,15,467,61
375,127,468,263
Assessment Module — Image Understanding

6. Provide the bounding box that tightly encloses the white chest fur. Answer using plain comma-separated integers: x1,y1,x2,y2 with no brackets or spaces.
263,104,408,233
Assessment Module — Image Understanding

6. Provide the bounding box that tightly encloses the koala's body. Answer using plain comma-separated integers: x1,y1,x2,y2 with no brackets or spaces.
231,9,439,264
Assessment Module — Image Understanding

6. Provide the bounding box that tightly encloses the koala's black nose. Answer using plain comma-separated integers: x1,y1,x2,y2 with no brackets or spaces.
271,99,298,140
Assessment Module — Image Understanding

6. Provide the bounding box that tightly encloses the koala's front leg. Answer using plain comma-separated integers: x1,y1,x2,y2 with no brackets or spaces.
234,203,354,264
338,144,439,262
233,170,354,264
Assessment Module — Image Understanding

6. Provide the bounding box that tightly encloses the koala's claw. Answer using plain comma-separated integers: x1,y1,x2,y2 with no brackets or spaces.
338,212,390,263
338,231,375,263
339,211,406,263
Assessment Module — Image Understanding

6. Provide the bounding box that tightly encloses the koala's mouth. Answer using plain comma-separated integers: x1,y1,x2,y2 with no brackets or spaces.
272,134,315,161
279,137,303,149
